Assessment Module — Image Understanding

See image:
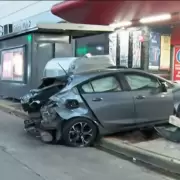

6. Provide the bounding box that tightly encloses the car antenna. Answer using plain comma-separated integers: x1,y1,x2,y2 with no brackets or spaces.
58,63,68,76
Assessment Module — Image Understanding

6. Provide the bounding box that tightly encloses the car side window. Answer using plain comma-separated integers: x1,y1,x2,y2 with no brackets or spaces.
82,76,121,93
125,74,160,91
82,82,94,93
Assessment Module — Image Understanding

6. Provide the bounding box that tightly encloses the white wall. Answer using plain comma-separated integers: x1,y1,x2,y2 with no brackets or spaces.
0,1,62,25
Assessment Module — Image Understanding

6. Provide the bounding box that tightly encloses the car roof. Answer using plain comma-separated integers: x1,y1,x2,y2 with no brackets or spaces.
73,67,156,80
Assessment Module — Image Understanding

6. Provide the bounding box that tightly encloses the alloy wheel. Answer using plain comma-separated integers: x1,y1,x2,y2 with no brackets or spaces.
68,122,93,147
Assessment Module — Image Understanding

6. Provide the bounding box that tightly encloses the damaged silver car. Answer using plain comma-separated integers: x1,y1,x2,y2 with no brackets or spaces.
25,55,180,147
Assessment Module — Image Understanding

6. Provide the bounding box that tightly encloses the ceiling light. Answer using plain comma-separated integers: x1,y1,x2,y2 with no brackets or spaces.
110,21,132,28
139,14,171,23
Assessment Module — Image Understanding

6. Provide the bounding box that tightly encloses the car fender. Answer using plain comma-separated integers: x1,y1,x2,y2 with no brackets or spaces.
55,105,96,121
54,107,104,131
51,87,105,133
65,115,101,128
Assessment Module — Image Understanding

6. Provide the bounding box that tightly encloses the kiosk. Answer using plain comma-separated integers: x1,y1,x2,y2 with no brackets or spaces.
0,23,113,99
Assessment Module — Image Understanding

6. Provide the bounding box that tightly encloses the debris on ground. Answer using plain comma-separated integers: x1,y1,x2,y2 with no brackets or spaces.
155,115,180,143
155,125,180,143
106,129,159,144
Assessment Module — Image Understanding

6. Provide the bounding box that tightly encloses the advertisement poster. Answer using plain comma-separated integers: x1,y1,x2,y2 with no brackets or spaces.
118,30,129,67
173,46,180,83
109,32,117,64
160,35,171,70
149,32,161,70
1,47,24,81
1,53,13,79
132,31,142,68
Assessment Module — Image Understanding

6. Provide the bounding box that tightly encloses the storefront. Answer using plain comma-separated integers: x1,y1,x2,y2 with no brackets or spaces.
111,24,180,81
51,1,180,81
108,25,172,79
0,23,112,99
63,24,174,80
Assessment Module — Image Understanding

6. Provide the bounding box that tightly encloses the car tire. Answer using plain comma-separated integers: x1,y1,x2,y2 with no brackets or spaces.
62,118,98,147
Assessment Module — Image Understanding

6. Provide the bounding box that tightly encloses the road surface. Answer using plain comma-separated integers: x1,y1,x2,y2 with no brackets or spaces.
0,110,175,180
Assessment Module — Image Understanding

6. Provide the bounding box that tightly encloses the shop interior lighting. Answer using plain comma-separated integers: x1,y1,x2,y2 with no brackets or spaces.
110,21,132,28
139,14,171,23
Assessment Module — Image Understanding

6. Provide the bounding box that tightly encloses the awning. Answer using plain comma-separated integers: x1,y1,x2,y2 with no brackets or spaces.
36,23,113,37
0,23,113,41
51,1,180,25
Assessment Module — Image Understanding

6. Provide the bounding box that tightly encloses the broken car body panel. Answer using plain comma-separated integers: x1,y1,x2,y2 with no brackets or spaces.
51,88,94,120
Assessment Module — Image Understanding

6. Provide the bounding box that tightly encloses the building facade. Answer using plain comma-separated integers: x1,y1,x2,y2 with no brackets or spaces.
51,1,180,82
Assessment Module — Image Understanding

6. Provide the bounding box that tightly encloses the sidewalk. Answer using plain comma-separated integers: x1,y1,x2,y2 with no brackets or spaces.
99,137,180,176
0,99,28,119
0,99,180,176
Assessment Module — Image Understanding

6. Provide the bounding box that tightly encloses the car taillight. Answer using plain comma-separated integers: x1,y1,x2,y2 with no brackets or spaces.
65,99,79,109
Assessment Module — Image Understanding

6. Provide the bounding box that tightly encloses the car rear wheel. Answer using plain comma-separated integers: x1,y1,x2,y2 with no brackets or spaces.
62,118,97,147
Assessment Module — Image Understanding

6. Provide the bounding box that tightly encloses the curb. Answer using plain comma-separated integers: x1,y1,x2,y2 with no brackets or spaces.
98,138,180,176
0,103,28,120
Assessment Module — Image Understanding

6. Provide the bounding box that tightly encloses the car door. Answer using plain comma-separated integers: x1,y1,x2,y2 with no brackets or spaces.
80,74,136,130
123,72,174,124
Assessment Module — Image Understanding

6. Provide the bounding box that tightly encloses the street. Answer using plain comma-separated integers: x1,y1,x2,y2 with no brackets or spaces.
0,110,175,180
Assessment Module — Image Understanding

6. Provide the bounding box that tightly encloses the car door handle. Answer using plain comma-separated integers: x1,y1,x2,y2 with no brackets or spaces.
92,97,103,101
135,95,146,100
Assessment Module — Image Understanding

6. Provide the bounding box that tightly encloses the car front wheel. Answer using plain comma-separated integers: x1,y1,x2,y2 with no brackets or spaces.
62,118,98,147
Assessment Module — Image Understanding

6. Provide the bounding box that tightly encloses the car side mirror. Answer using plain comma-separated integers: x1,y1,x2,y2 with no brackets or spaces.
160,83,167,92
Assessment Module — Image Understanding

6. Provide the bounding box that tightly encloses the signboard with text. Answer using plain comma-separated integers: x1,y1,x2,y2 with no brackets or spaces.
173,46,180,82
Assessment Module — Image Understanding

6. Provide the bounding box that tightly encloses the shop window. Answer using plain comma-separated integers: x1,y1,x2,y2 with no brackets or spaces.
75,33,109,57
1,46,25,82
76,44,105,57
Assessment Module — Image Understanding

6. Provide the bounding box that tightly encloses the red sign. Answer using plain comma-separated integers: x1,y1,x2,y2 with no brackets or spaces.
173,46,180,82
